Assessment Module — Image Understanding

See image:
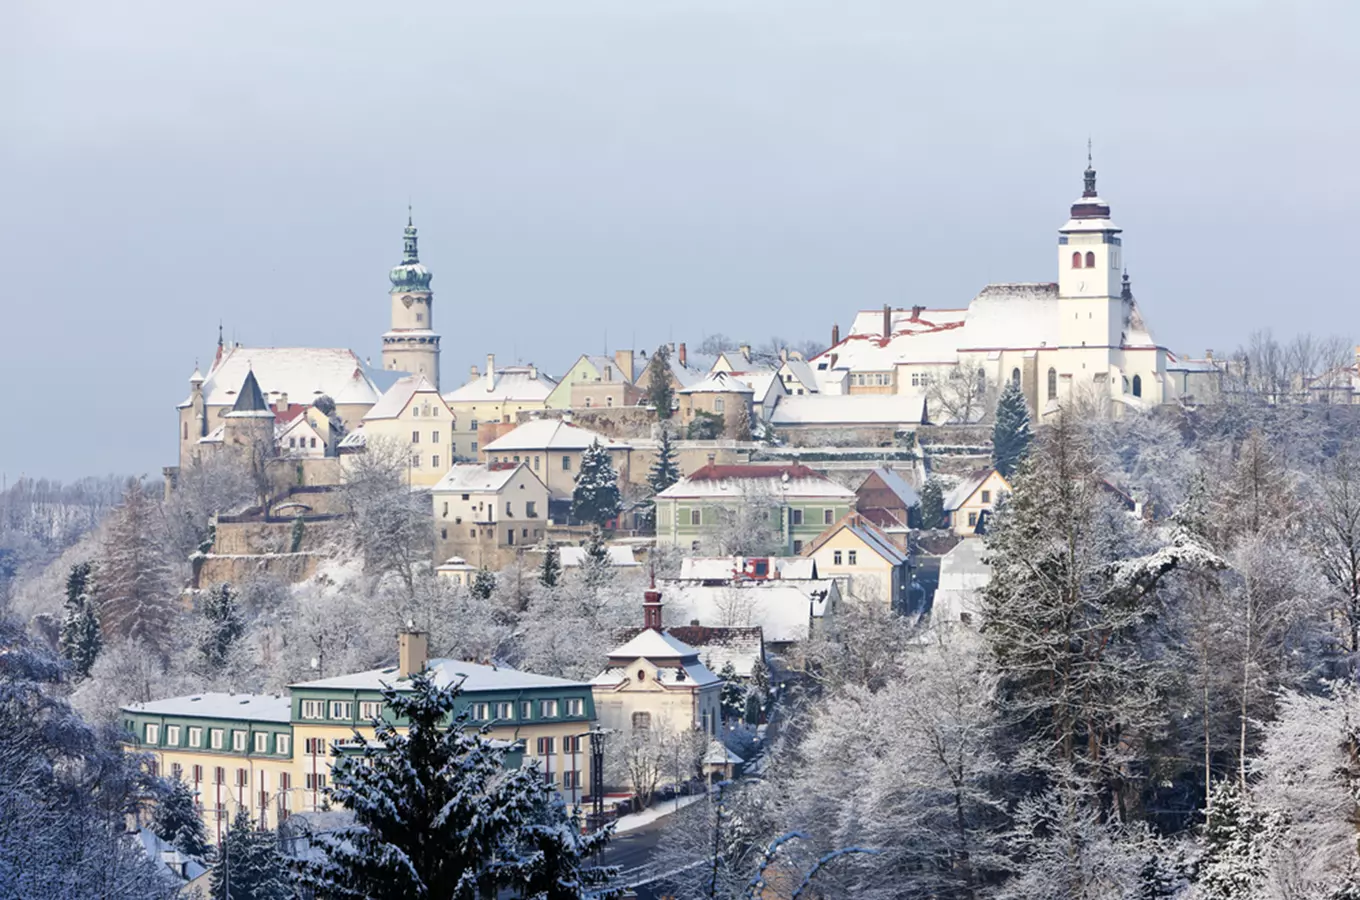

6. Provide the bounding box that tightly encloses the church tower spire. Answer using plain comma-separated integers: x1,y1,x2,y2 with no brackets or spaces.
381,210,442,388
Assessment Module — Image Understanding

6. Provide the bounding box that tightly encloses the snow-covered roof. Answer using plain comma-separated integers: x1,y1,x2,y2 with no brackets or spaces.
362,374,442,421
933,538,993,623
432,462,525,494
184,345,382,409
483,419,631,453
614,625,764,677
770,394,926,427
680,371,755,395
656,464,855,501
942,469,1005,511
437,555,477,571
122,692,291,723
338,428,366,449
862,467,920,507
677,557,819,583
805,514,907,566
655,580,837,644
443,365,558,403
779,358,818,391
705,740,744,766
607,628,700,661
559,546,639,568
291,658,589,693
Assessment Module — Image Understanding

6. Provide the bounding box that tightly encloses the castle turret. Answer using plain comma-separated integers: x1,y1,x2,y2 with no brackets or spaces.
381,210,442,389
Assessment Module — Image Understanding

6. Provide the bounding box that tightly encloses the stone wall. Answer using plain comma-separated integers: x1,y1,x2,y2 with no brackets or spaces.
196,552,324,587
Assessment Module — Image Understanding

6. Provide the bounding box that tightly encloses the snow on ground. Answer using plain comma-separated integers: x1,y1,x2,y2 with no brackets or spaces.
614,793,706,833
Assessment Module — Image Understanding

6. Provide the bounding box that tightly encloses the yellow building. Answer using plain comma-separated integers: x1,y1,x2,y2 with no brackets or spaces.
444,355,558,460
482,418,634,515
356,374,457,486
431,462,551,568
802,513,911,611
943,468,1012,535
120,633,601,841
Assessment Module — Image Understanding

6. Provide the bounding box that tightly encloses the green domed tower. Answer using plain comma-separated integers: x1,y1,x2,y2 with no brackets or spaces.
381,210,442,388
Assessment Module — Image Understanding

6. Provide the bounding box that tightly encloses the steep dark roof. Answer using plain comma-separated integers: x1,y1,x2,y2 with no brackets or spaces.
230,369,271,414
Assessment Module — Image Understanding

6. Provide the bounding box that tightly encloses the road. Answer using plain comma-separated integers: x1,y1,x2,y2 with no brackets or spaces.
603,814,683,900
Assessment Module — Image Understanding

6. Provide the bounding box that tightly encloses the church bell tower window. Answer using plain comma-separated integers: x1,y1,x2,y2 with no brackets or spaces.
1071,251,1082,269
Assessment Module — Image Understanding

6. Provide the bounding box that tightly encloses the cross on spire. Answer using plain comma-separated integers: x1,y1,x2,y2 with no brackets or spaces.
1083,139,1098,198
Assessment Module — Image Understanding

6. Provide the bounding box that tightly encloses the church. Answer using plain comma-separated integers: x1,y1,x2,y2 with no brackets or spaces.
810,154,1175,418
173,214,444,473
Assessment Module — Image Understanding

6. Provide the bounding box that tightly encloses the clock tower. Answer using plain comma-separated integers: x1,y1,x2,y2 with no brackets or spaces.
381,211,442,389
1057,150,1128,350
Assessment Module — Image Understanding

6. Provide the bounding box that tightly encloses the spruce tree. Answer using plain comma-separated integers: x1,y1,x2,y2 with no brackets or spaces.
572,439,622,529
198,582,245,672
153,777,210,859
639,426,681,532
293,671,616,899
918,479,945,530
210,808,292,900
719,660,744,722
58,561,101,678
98,478,174,655
991,378,1033,478
470,567,496,600
539,541,562,589
646,343,676,420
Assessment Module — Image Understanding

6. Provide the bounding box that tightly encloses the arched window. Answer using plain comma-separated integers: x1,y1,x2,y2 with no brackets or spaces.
1047,367,1058,401
1132,374,1142,398
1085,251,1096,268
1011,368,1021,387
1071,251,1082,269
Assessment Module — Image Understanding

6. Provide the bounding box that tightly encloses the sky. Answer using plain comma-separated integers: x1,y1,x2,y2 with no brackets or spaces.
3,0,1357,479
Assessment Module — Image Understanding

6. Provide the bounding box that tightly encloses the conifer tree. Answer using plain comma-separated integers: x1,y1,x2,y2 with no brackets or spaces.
470,567,496,600
198,582,245,672
991,379,1033,478
210,809,292,900
59,560,101,678
719,660,745,722
639,426,681,532
1195,781,1278,900
152,777,210,859
98,478,174,655
646,343,676,420
918,479,945,530
572,439,623,528
539,541,562,589
294,671,617,899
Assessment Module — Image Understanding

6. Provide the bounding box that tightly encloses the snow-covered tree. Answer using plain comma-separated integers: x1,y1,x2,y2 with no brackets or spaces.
639,426,681,532
210,808,292,900
926,362,997,425
918,478,945,530
197,581,245,672
97,478,175,656
572,439,622,528
992,378,1033,478
153,776,210,859
719,660,744,722
338,436,432,595
470,565,496,601
1312,451,1360,658
538,541,562,589
686,410,725,440
294,670,616,899
1194,780,1280,900
59,560,101,678
646,343,676,420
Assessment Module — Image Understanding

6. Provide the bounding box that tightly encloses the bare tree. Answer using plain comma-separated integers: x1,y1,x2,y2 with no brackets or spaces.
1313,451,1360,658
338,437,432,595
924,362,997,424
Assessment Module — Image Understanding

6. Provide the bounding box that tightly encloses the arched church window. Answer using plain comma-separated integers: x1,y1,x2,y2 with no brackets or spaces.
1047,367,1058,401
1011,368,1021,386
1071,251,1082,269
1085,251,1096,268
1133,374,1143,398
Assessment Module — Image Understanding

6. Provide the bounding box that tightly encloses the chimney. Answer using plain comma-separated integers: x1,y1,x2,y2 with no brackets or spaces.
484,354,495,391
831,323,840,346
614,350,635,383
643,580,663,631
707,452,717,466
739,344,751,363
1205,349,1214,361
604,365,613,382
397,629,428,678
779,347,788,363
528,363,538,380
883,304,892,337
678,342,687,367
276,392,288,413
470,365,479,379
911,305,925,322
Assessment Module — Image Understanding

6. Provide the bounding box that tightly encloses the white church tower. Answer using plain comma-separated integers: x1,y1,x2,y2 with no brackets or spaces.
1057,149,1128,351
381,211,442,389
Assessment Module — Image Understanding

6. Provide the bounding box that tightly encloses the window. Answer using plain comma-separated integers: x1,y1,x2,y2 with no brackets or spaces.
1047,367,1058,401
1072,251,1083,269
1011,367,1021,386
165,725,181,746
304,738,325,755
561,455,571,471
171,762,183,780
214,766,226,785
411,454,420,468
442,501,449,517
823,508,834,524
847,550,858,565
236,768,248,788
564,735,583,753
968,512,979,527
413,407,421,417
470,419,479,430
981,490,991,504
833,550,842,565
305,773,326,791
289,437,296,448
521,701,533,720
359,701,383,721
471,441,478,452
189,727,203,748
563,770,580,789
310,437,317,448
301,700,324,720
192,765,204,784
276,735,290,756
472,703,490,720
537,737,555,755
495,702,514,720
632,711,652,732
606,396,614,407
211,729,224,749
534,455,540,470
329,701,353,720
144,723,160,744
505,502,513,517
255,732,269,754
279,772,291,792
1085,251,1096,268
714,398,725,413
688,508,701,526
539,700,559,718
233,731,247,753
1132,374,1143,398
412,430,420,443
432,455,440,469
431,431,439,443
526,501,537,517
566,698,584,716
790,508,804,526
793,540,804,553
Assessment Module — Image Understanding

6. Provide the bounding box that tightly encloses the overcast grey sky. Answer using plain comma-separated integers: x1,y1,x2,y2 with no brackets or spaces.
3,1,1357,479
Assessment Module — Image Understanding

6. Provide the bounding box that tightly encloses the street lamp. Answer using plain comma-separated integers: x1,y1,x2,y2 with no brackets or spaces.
568,727,610,832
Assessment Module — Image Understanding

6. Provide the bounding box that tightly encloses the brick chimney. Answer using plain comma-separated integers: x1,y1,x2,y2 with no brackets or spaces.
738,344,751,363
484,354,495,392
614,349,635,383
911,305,925,322
883,304,892,338
643,580,663,631
398,629,428,678
831,323,840,346
678,342,687,367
